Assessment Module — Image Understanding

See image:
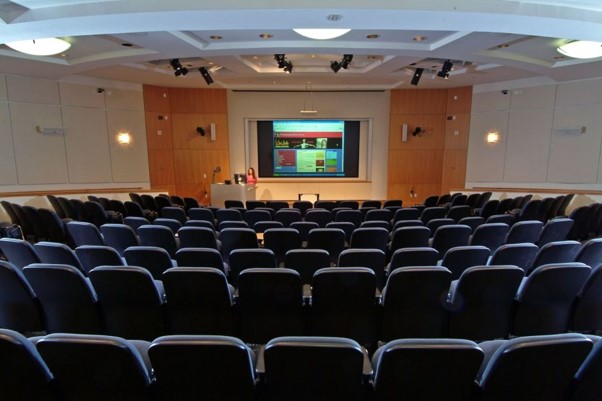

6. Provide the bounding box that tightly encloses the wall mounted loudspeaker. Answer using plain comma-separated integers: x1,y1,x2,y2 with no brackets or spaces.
411,68,424,86
196,126,205,136
402,124,408,142
210,123,216,141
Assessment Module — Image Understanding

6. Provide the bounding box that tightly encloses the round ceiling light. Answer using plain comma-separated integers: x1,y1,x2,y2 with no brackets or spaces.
293,29,350,40
557,40,602,59
5,37,71,56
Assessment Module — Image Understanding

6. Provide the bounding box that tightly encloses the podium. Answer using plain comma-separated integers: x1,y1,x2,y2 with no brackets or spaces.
211,184,256,208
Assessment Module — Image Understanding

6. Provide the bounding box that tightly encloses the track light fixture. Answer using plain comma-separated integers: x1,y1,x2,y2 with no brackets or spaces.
274,54,286,68
169,59,188,77
199,67,214,85
274,54,293,73
330,54,353,73
437,59,453,79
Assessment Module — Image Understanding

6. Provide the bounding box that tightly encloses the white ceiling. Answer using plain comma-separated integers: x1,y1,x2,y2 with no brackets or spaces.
1,0,602,90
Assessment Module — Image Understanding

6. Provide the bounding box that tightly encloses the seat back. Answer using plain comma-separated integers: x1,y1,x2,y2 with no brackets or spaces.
389,226,431,252
448,265,524,340
488,242,538,269
349,227,389,252
37,208,68,243
66,221,105,247
149,335,256,401
37,333,153,401
311,267,377,346
23,264,101,334
285,249,331,284
513,263,591,336
305,209,333,227
263,228,302,265
274,209,302,227
162,267,234,335
123,246,173,280
0,237,41,269
262,336,368,401
528,240,582,275
174,247,225,273
75,245,124,274
571,265,602,332
89,266,166,340
338,248,387,290
177,226,218,249
372,338,484,401
469,223,509,252
307,228,346,263
440,245,491,280
388,247,440,271
100,224,139,255
219,228,259,262
160,207,187,224
0,329,57,401
381,266,451,340
228,248,277,287
477,333,592,401
0,261,44,334
138,224,178,258
237,268,303,343
34,242,85,274
430,224,471,256
575,238,602,268
506,220,544,244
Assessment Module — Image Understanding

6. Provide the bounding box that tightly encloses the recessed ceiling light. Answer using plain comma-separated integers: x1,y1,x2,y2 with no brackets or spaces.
557,40,602,59
121,42,133,47
293,29,350,40
259,33,273,39
413,35,427,42
367,55,378,60
366,34,380,39
5,37,71,56
326,14,343,21
210,35,222,40
497,43,509,48
554,55,565,60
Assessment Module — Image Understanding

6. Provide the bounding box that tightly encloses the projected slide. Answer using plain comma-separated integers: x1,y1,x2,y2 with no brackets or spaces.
272,120,344,177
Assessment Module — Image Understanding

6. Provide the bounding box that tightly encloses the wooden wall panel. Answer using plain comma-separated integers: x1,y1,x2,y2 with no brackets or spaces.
388,150,444,184
171,113,229,150
447,87,472,114
147,149,175,186
145,112,173,150
144,86,230,202
444,113,470,150
143,85,171,113
441,150,468,193
173,149,228,183
390,89,448,115
169,88,228,114
387,87,472,200
389,114,446,150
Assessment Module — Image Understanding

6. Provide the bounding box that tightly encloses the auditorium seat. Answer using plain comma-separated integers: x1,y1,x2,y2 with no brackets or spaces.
37,333,154,401
371,338,483,401
149,335,256,401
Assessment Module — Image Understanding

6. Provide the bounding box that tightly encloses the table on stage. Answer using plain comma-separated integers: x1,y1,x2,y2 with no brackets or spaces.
211,183,256,208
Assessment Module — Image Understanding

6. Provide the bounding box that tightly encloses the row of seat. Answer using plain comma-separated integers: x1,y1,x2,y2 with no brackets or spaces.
1,328,600,401
1,259,602,344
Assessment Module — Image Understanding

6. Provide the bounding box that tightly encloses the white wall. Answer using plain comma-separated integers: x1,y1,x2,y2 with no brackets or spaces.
0,74,150,192
467,77,602,190
227,90,390,201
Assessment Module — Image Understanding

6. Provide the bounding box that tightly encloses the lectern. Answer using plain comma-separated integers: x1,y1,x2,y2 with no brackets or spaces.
211,184,256,208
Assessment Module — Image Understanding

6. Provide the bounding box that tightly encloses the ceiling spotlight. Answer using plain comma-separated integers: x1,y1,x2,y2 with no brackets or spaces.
283,61,293,73
437,59,453,79
340,54,353,69
330,60,342,73
170,59,188,77
274,54,287,68
199,67,214,85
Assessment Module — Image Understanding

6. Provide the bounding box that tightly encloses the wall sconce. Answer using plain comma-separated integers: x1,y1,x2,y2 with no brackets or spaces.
117,131,132,145
486,132,499,143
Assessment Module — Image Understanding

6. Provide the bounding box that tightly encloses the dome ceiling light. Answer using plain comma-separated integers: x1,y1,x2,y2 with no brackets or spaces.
5,38,71,56
293,29,351,40
557,40,602,59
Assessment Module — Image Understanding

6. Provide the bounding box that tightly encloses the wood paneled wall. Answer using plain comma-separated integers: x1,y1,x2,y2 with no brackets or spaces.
143,86,229,203
388,87,471,205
